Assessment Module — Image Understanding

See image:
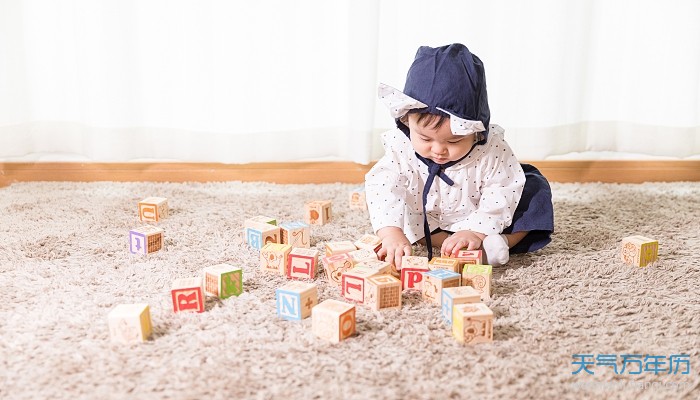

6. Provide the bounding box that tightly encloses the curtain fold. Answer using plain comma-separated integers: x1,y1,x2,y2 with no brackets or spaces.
1,0,699,164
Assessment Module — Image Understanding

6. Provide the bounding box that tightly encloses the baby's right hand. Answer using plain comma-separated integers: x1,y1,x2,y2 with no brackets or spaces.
376,227,412,270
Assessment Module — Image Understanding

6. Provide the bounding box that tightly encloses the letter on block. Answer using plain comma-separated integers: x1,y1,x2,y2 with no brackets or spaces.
442,249,484,267
287,247,320,280
260,243,292,275
452,303,493,344
621,235,659,267
322,253,354,286
441,286,481,324
428,257,461,273
129,225,164,255
312,299,356,343
304,200,332,225
246,224,280,250
400,256,430,291
203,263,243,299
422,269,461,304
171,277,205,313
341,266,379,304
276,281,318,321
355,259,392,275
324,240,357,257
138,197,168,222
462,264,492,301
365,274,402,311
108,303,152,344
279,221,310,248
349,187,367,210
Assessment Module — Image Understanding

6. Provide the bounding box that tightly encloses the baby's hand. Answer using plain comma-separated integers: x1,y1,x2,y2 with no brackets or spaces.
441,230,485,256
376,227,412,270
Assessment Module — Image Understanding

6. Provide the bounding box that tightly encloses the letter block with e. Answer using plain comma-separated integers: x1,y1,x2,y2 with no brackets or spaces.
138,197,168,222
171,277,205,313
422,269,461,305
108,303,152,344
621,235,659,267
441,286,481,324
312,299,356,343
341,266,379,304
452,303,493,344
276,281,318,321
129,225,164,255
462,264,492,301
287,247,320,280
400,256,430,291
203,263,243,299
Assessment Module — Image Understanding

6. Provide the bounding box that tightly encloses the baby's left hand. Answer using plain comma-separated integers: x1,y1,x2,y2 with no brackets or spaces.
441,230,486,256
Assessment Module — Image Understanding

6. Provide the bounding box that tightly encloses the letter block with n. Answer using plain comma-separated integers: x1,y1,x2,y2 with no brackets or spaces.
276,281,318,321
171,277,205,313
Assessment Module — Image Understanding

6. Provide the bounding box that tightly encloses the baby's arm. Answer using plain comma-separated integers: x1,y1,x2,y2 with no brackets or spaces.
376,227,412,270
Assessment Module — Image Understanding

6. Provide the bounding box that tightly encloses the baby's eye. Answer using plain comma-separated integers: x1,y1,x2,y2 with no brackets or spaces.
447,139,463,144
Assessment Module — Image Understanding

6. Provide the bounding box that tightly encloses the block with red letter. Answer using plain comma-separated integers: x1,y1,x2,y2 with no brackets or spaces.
441,286,481,324
621,235,658,267
349,186,367,210
276,281,318,321
429,257,461,273
422,269,461,304
287,247,320,280
462,264,492,301
341,266,379,304
452,303,493,344
203,263,243,299
260,243,292,275
108,303,152,344
324,240,357,257
347,248,378,263
365,274,402,311
304,200,332,225
279,221,311,248
321,253,354,286
171,277,205,313
354,234,382,253
400,256,430,291
138,197,168,222
129,225,164,255
444,249,485,267
312,299,356,343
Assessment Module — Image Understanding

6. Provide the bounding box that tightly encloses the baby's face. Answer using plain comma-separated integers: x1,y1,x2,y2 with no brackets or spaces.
408,114,475,164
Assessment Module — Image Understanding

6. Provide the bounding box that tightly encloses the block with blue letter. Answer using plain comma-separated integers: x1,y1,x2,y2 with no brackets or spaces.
422,269,461,304
441,286,480,324
276,281,318,321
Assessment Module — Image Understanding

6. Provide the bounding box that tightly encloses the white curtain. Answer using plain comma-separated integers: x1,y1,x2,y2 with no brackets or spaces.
1,0,699,164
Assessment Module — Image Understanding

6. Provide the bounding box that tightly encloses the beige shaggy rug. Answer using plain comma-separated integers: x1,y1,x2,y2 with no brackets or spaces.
1,181,699,400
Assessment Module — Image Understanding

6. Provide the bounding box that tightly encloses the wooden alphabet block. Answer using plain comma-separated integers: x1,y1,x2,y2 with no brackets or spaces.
365,274,402,311
129,225,164,255
138,197,168,222
260,243,292,275
321,253,354,286
304,200,332,225
400,256,430,291
287,247,320,280
245,223,280,250
311,299,356,343
452,303,493,344
341,266,379,304
347,248,378,263
349,187,367,210
428,257,461,273
441,286,481,324
621,235,659,267
108,303,152,344
203,263,243,299
276,281,318,321
422,269,461,304
324,240,357,257
243,217,276,244
354,233,382,253
462,264,493,301
171,277,205,313
442,249,485,267
279,221,311,248
355,259,392,275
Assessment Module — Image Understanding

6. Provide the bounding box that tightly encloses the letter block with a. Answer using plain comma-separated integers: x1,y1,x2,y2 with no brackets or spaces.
287,247,320,280
171,277,205,313
276,281,318,321
312,299,356,343
452,303,493,344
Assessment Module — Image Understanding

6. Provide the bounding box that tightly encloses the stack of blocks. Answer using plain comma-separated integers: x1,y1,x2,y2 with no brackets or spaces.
130,197,168,255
